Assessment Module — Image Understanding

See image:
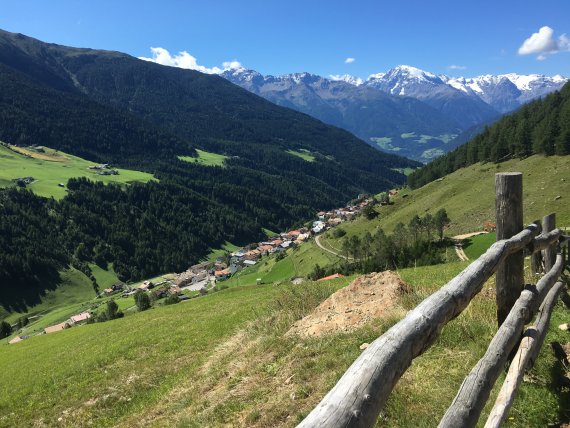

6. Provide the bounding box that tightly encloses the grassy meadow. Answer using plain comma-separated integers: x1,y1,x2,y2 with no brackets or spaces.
286,149,316,162
1,255,566,427
178,149,229,167
320,155,570,252
0,143,154,199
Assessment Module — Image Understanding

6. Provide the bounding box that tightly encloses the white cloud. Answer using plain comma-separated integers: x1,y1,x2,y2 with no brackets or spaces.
138,47,243,74
344,57,355,64
448,65,467,70
518,26,570,60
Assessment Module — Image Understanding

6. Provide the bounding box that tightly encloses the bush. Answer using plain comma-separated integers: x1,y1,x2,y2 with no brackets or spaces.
164,294,180,305
0,321,12,339
135,291,152,311
332,228,346,238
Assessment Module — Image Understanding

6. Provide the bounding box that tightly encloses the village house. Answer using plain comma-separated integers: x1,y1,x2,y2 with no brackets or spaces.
44,321,71,334
287,230,301,239
257,244,273,256
137,280,154,291
70,312,91,324
214,261,228,271
215,268,231,281
8,335,29,345
317,273,345,281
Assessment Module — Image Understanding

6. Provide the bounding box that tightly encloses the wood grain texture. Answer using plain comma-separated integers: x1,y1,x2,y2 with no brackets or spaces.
495,173,524,327
484,281,564,428
438,254,565,428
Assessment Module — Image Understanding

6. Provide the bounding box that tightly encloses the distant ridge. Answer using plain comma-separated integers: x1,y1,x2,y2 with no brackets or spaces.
408,81,570,189
220,63,566,161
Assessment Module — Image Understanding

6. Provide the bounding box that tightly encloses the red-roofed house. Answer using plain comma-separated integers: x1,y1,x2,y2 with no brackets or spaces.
70,312,91,324
317,273,345,282
215,268,231,281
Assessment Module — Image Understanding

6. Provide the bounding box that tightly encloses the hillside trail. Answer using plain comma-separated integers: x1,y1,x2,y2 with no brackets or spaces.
452,231,489,261
315,235,352,260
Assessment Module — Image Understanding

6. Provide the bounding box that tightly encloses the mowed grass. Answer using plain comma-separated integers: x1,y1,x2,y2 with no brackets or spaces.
463,232,496,260
0,144,154,199
286,149,316,162
0,284,280,427
204,241,239,262
24,259,557,427
178,149,229,167
322,155,570,251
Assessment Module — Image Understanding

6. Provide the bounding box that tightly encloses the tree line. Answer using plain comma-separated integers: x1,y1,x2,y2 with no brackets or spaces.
408,82,570,189
310,209,451,279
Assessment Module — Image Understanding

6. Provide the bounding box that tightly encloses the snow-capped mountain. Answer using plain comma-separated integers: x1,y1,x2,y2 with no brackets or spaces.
440,73,568,113
221,67,461,162
363,65,499,129
220,65,567,162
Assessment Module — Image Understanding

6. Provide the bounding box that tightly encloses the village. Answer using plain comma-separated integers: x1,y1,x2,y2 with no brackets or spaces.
8,193,382,344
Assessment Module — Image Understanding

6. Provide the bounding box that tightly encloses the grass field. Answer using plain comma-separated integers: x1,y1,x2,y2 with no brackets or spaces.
204,241,240,262
463,232,496,260
0,143,154,199
1,268,96,334
321,155,570,252
1,258,565,427
286,149,316,162
178,149,229,167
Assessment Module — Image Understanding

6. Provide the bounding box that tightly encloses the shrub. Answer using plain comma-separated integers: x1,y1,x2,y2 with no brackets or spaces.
0,321,12,339
135,291,151,311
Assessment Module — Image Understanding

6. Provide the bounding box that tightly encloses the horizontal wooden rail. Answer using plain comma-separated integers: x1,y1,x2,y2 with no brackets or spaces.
527,228,563,254
484,280,565,428
438,253,566,428
297,225,540,428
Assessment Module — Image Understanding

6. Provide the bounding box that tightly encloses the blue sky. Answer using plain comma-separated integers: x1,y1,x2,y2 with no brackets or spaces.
1,0,569,78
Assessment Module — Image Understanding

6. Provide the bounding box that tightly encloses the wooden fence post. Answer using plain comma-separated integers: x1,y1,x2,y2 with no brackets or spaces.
495,173,524,327
530,220,543,275
542,213,556,271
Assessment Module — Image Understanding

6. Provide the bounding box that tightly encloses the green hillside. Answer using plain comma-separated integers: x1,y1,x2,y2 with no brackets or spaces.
1,153,568,426
0,143,154,199
319,155,569,256
1,258,566,427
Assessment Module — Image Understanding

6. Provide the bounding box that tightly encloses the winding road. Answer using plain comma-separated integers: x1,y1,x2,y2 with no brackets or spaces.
315,235,351,260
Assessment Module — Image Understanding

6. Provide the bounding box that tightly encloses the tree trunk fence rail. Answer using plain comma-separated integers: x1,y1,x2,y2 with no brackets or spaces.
298,173,569,428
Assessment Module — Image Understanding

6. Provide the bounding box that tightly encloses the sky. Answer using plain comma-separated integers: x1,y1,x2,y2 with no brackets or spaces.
1,0,570,79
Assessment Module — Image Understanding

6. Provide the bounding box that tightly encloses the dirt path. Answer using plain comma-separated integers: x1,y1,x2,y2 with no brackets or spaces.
454,245,469,261
315,235,350,260
451,231,489,261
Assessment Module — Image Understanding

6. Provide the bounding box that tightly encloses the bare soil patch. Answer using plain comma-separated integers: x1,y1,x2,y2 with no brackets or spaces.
287,271,411,337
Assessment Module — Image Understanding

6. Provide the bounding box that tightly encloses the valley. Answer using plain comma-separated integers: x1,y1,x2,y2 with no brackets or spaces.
0,14,569,428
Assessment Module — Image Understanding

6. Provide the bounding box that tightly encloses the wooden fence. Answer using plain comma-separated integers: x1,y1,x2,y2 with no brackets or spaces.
298,172,568,428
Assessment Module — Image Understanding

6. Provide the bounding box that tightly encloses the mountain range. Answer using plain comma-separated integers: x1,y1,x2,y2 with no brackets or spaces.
221,65,567,162
0,28,418,305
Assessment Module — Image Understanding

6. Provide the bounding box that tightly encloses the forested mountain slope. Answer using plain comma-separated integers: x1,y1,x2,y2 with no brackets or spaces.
408,82,570,188
0,29,418,309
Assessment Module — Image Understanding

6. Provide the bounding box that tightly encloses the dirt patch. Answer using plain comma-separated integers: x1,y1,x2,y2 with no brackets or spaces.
286,271,411,337
452,231,488,240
